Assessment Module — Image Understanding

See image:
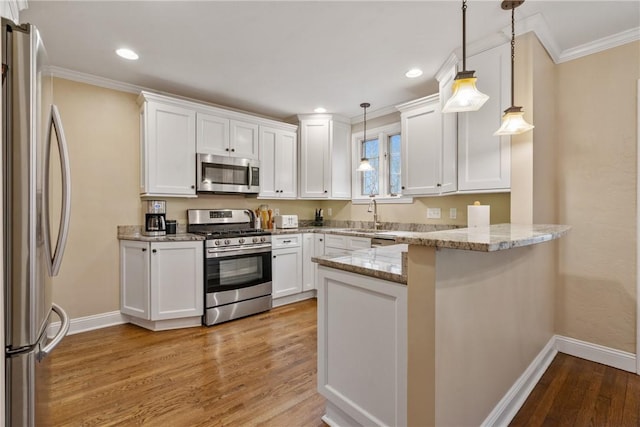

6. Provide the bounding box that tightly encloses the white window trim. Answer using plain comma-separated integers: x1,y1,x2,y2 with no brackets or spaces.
351,122,413,204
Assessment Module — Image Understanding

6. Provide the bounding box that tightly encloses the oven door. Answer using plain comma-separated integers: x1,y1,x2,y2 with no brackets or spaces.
205,245,272,296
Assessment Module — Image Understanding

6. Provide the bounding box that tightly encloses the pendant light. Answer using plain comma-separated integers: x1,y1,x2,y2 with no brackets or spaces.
442,0,490,113
494,0,534,135
356,102,374,172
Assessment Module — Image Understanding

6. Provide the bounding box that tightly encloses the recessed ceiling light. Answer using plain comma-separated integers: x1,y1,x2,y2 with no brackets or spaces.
116,48,139,60
405,68,423,78
314,107,327,113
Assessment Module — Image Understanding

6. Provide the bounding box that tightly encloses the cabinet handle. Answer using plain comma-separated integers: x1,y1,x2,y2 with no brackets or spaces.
273,255,276,259
437,183,442,187
152,249,157,253
324,190,328,193
225,148,229,151
319,239,323,242
402,186,405,190
142,248,147,252
283,240,292,243
191,185,195,189
231,148,235,152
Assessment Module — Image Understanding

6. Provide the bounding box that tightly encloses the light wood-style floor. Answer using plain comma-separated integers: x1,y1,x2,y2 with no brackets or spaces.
42,299,326,426
44,299,640,426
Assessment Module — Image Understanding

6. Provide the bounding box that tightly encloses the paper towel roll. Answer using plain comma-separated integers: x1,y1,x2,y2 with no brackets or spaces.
467,205,490,228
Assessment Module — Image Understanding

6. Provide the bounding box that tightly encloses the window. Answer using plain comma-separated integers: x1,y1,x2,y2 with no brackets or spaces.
352,123,410,203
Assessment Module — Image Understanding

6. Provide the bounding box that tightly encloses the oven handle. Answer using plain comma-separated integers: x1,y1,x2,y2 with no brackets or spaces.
207,244,272,258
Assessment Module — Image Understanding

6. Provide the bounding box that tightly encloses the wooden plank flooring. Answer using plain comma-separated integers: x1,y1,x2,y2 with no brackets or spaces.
41,299,326,426
510,352,640,427
42,300,640,426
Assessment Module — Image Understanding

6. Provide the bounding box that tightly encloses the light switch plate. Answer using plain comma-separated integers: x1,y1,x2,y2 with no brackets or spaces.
427,208,441,219
274,208,280,216
328,208,332,216
449,208,457,219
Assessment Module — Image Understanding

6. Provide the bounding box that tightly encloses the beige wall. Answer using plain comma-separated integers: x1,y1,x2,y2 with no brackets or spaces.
555,42,639,353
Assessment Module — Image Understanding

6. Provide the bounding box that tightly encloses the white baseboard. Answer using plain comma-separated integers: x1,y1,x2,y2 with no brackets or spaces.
554,335,637,373
481,337,558,427
482,334,637,427
272,290,316,308
48,310,128,338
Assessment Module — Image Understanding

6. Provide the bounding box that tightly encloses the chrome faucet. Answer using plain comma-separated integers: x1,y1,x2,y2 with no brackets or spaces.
367,197,379,230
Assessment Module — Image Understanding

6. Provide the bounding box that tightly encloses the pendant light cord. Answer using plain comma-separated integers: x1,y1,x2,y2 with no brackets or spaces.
462,0,467,71
510,6,515,107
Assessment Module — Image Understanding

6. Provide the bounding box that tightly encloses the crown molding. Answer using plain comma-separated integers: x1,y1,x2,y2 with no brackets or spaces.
558,26,640,63
48,66,144,94
435,52,459,82
501,12,640,64
350,105,399,124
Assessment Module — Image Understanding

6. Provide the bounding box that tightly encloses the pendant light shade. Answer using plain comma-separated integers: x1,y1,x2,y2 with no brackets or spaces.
494,106,534,135
442,0,489,113
356,102,374,172
494,0,534,136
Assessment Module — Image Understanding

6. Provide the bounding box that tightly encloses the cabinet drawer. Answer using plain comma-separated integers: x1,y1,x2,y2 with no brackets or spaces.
347,236,371,251
324,234,348,249
272,234,301,249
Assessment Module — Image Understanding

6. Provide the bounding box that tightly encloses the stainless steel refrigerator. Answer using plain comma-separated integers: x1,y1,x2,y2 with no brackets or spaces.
2,19,71,425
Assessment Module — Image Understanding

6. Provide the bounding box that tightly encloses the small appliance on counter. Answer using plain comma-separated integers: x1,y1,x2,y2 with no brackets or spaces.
166,220,177,235
143,200,167,236
275,214,298,229
314,209,324,226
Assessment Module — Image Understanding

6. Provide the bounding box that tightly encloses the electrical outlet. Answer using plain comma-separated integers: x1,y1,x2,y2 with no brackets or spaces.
328,208,332,216
274,208,280,216
449,208,457,219
427,208,441,219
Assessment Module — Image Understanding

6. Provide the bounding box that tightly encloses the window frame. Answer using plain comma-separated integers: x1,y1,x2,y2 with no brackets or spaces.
351,122,413,204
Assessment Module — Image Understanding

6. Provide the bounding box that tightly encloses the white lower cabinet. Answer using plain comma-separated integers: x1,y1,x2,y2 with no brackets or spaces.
324,234,371,256
302,233,325,292
317,266,407,427
272,234,303,299
120,240,203,330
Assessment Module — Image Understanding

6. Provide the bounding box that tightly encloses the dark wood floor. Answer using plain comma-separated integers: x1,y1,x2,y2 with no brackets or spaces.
42,299,640,426
510,352,640,427
41,299,326,426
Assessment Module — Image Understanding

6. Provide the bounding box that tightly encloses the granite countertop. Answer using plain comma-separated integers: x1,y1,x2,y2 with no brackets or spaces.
117,226,205,242
313,244,408,284
394,223,571,252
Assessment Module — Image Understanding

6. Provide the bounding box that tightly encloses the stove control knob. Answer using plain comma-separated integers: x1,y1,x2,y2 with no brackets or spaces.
260,237,266,243
214,240,221,246
252,237,258,243
224,239,231,245
239,238,245,244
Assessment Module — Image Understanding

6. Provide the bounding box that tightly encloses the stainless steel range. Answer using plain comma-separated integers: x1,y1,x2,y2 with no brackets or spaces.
188,209,272,326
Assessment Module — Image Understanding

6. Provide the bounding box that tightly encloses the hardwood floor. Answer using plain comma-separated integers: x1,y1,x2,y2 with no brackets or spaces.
510,352,640,427
41,299,326,426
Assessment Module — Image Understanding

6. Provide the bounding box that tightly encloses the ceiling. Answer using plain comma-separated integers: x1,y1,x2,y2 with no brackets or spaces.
21,1,640,121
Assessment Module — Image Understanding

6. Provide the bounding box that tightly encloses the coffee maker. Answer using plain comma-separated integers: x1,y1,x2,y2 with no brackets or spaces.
143,200,167,236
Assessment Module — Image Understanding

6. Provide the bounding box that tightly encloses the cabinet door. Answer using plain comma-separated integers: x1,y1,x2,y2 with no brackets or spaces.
277,130,298,198
439,67,458,194
230,119,259,159
458,43,511,191
197,112,230,156
330,120,352,199
272,247,303,299
150,241,204,320
302,233,316,292
120,241,150,319
401,99,443,195
299,119,330,198
313,234,326,290
259,127,278,198
143,101,196,196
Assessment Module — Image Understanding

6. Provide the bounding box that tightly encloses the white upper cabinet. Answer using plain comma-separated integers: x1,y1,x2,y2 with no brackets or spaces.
139,93,197,197
298,115,351,199
197,113,259,160
397,94,456,196
259,125,298,199
457,43,511,192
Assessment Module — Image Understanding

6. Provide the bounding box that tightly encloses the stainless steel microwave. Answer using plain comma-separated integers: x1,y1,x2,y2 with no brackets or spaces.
196,154,260,194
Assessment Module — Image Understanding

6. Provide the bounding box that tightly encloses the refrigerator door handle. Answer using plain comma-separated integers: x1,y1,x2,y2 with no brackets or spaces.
39,303,70,359
43,104,72,277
